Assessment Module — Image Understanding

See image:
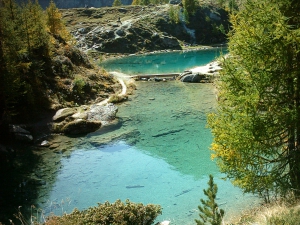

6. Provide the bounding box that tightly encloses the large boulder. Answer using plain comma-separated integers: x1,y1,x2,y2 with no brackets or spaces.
53,108,77,122
88,103,118,123
62,119,102,135
71,111,88,120
180,73,206,82
52,103,118,134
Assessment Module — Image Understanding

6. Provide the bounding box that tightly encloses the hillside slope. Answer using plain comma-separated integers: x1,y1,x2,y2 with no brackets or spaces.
61,4,229,54
21,0,133,8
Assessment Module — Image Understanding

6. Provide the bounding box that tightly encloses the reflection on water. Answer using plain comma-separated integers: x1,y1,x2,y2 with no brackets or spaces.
40,82,259,225
100,48,227,74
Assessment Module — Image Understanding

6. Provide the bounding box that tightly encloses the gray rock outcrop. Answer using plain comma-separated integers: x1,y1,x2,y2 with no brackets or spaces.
180,73,206,82
179,60,223,83
52,103,118,135
88,103,118,123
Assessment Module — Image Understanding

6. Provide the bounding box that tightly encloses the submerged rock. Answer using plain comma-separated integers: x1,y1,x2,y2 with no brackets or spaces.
62,119,102,135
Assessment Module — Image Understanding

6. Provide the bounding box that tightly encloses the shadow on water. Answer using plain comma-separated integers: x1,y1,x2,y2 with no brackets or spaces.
0,143,42,223
0,135,83,224
0,48,259,225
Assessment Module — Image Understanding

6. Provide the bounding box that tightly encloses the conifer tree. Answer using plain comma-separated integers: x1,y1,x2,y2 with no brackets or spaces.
195,175,224,225
0,0,24,116
208,0,300,198
140,0,150,5
112,0,122,6
183,0,197,16
46,0,71,41
0,0,56,118
131,0,140,5
169,5,180,24
20,0,49,53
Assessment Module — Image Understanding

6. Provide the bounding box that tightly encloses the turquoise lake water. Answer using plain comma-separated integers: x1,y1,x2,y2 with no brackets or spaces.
41,49,259,224
100,48,226,74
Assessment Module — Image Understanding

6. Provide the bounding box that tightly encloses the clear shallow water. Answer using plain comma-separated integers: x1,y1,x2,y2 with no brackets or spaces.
43,82,258,224
40,49,258,224
100,48,227,74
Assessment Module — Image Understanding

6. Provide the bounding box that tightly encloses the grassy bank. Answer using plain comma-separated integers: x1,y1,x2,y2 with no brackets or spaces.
226,197,300,225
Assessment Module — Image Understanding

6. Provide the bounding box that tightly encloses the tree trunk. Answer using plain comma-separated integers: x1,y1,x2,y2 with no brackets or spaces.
292,51,300,194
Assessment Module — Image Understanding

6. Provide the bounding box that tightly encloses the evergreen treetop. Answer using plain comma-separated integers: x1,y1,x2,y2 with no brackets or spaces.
112,0,122,7
195,175,224,225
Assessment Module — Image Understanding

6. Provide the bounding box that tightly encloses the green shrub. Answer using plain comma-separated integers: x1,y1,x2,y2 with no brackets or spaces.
45,199,162,225
169,5,180,24
112,0,122,6
73,78,85,96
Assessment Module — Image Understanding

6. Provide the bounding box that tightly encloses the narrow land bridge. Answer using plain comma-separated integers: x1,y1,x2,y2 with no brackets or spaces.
130,73,180,80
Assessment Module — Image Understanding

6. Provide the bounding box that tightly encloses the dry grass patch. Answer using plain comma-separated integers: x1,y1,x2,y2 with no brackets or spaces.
227,197,300,225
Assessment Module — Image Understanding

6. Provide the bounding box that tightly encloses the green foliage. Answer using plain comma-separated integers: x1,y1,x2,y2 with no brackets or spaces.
195,175,224,225
183,9,189,24
73,78,86,96
20,0,50,54
182,0,199,16
141,0,150,5
267,209,300,225
131,0,140,5
0,0,21,116
216,0,226,8
46,199,162,225
112,0,122,6
182,0,199,24
208,0,300,199
169,5,180,24
228,0,238,12
46,0,71,41
0,0,73,119
217,24,225,34
0,0,53,117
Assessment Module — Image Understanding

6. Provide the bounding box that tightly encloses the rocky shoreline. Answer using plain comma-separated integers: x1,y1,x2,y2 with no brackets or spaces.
7,52,223,145
0,55,223,225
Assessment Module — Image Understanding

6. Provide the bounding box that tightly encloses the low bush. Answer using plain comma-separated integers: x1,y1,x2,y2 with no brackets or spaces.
45,199,162,225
